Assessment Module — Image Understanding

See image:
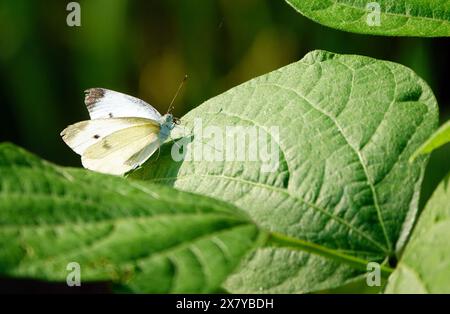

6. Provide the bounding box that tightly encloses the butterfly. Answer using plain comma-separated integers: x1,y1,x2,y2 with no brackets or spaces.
61,86,182,176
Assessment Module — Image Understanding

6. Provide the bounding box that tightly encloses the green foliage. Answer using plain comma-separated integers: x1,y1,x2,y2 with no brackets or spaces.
285,0,450,37
131,50,438,293
385,174,450,293
1,1,449,295
0,143,263,293
411,120,450,161
0,50,443,293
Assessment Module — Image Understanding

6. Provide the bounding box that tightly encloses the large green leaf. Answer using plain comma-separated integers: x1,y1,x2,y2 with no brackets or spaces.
285,0,450,37
131,50,438,293
385,174,450,293
0,143,263,293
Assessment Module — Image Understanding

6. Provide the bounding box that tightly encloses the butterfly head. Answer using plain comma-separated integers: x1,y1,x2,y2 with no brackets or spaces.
160,113,180,131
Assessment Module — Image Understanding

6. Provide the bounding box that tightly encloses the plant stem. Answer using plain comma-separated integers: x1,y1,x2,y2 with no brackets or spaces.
266,231,394,278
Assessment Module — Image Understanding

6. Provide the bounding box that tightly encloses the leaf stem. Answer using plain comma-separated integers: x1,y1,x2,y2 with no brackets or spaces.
266,231,394,278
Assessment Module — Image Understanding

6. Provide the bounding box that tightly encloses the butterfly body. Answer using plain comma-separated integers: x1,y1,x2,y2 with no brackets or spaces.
159,113,176,140
61,88,176,176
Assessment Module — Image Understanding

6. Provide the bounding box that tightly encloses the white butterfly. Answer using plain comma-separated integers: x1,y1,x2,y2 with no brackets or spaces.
61,88,179,175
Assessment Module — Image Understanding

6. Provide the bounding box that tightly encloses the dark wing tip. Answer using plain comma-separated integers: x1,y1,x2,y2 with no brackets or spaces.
84,88,105,109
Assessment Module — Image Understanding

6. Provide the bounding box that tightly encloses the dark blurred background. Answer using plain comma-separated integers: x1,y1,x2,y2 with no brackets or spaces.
0,0,449,207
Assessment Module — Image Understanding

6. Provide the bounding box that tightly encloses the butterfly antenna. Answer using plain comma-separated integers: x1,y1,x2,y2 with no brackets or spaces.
167,75,188,114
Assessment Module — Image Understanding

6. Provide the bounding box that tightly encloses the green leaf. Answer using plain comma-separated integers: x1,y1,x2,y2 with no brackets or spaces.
410,120,450,162
385,174,450,293
0,143,264,293
285,0,450,37
131,50,438,293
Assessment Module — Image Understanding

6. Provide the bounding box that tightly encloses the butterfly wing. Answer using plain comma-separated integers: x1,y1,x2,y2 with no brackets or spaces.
84,88,162,120
61,117,155,155
81,122,161,175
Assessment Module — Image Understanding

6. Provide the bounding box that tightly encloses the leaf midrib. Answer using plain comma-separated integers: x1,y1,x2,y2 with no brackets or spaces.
328,0,450,25
0,207,245,229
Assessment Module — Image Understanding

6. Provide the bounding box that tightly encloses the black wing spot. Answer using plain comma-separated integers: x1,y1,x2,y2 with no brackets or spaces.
103,141,112,149
93,134,100,139
108,113,113,118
